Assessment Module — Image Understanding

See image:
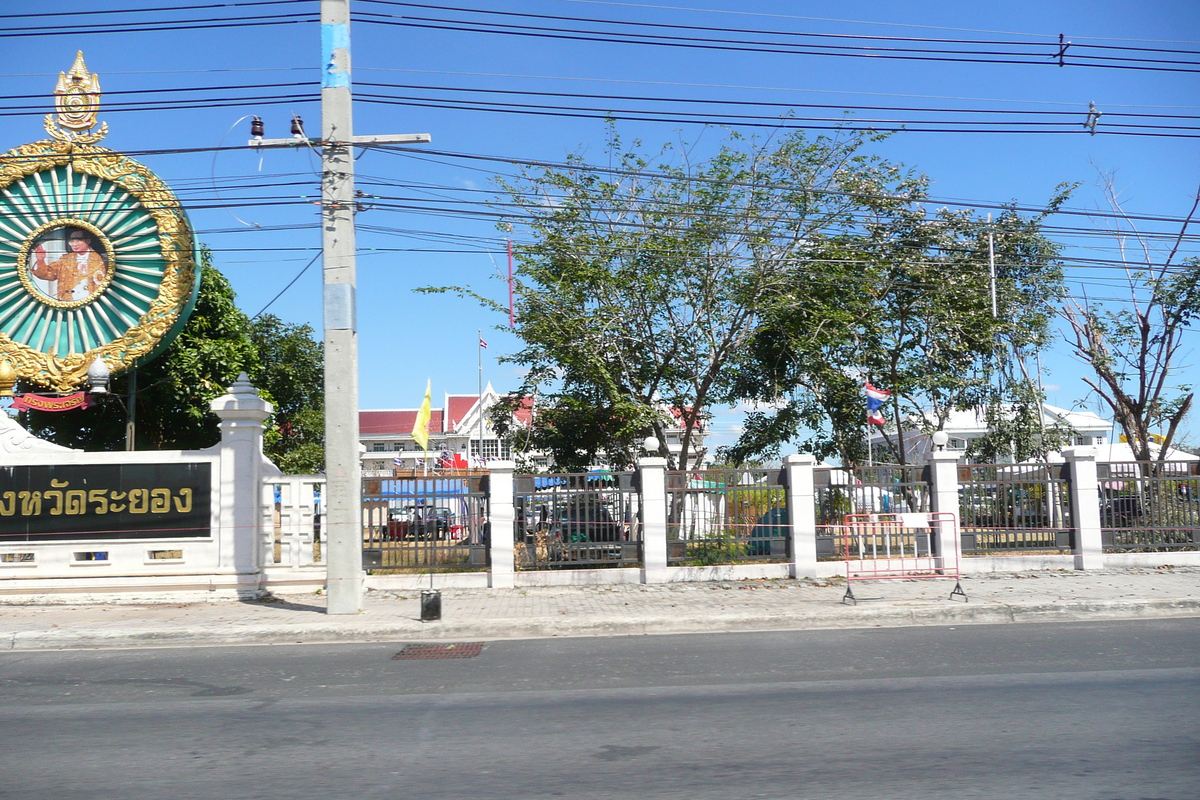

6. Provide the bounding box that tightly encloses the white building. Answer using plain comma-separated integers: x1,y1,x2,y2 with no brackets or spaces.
359,383,529,476
868,403,1115,463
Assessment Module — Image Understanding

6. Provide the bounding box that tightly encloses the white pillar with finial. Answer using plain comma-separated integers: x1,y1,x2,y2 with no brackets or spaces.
209,372,276,585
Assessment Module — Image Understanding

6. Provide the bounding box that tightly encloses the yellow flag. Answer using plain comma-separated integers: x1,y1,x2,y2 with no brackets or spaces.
411,379,432,452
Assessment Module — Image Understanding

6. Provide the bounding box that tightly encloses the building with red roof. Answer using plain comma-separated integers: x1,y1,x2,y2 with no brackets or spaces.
360,383,538,474
359,383,704,474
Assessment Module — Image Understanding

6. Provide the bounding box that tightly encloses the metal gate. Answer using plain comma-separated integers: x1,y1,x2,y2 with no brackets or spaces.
666,468,789,565
513,471,641,569
362,474,489,572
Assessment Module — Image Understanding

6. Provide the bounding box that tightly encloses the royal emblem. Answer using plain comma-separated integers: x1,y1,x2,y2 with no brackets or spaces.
0,53,199,394
44,51,109,145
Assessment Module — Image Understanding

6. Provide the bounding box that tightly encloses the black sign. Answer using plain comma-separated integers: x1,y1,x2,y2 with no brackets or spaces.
0,463,211,542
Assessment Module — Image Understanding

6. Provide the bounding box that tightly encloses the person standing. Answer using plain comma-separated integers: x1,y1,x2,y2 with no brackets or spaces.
31,228,107,302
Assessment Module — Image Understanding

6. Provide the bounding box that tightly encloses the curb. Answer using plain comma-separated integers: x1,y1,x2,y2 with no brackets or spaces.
6,598,1200,651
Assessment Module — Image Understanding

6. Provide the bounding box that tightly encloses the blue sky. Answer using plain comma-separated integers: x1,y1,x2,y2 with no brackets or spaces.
3,1,1198,451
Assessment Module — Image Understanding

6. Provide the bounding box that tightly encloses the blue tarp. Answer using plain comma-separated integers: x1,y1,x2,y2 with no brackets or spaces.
376,479,471,497
532,469,615,490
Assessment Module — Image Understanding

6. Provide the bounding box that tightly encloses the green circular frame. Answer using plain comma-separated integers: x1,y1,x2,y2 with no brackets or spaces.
0,140,199,392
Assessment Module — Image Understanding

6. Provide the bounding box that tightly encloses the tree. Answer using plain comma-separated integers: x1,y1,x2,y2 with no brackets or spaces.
27,248,256,450
1062,179,1200,464
248,314,325,474
25,252,326,472
490,387,647,473
437,126,921,470
725,186,1071,466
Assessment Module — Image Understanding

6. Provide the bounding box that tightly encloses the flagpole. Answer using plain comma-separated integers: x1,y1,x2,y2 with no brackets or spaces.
506,225,515,328
477,329,484,471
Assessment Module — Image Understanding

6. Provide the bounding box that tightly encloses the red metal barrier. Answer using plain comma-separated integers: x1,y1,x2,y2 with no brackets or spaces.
839,512,966,604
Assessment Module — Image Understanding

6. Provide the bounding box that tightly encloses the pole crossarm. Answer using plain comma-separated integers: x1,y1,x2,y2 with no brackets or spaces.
248,133,432,148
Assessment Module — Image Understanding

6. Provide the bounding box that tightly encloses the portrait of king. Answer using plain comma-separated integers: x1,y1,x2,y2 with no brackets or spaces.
27,225,111,304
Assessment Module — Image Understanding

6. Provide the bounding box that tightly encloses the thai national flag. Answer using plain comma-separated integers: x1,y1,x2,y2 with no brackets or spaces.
864,381,891,426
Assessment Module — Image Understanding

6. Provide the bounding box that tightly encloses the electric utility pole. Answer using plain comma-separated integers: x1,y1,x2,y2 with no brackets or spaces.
251,0,430,614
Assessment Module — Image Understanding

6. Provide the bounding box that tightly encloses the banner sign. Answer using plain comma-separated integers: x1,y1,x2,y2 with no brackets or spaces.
11,392,90,412
0,462,211,542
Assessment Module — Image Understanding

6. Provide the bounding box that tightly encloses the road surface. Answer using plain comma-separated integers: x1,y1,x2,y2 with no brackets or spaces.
1,619,1197,799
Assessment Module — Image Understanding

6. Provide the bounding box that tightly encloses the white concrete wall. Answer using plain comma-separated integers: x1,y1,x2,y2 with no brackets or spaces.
0,374,276,599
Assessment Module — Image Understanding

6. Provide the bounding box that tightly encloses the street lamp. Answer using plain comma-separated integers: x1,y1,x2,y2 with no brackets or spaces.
931,430,949,452
642,435,660,455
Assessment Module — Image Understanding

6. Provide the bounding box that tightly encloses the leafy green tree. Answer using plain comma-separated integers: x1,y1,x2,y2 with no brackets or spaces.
490,389,647,472
24,252,326,472
434,126,920,470
248,314,325,473
725,186,1071,466
27,248,255,450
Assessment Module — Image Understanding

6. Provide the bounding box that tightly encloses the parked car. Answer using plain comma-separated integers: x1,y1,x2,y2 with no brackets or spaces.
553,496,625,543
387,506,453,540
1100,495,1142,528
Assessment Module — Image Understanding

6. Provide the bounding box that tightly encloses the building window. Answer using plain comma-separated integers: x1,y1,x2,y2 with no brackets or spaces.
1074,436,1093,446
371,442,388,452
470,439,512,461
948,437,967,451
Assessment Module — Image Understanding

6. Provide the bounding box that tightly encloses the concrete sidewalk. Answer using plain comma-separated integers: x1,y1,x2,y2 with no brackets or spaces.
2,567,1199,650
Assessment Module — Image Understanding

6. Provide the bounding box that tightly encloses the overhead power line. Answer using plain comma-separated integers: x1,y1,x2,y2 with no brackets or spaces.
354,2,1200,74
0,11,316,38
0,1,306,20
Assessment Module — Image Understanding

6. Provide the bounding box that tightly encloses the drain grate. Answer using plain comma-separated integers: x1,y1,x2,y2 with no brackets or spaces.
393,642,484,660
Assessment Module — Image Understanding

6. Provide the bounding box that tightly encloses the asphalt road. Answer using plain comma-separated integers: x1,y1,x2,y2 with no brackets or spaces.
1,619,1197,800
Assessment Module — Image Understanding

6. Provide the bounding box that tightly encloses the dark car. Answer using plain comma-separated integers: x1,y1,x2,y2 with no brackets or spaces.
1100,495,1142,528
554,497,624,543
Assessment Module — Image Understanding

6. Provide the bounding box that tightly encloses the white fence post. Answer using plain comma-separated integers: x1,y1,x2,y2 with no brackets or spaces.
209,373,274,590
639,457,669,584
927,450,962,569
784,454,818,579
1063,447,1103,570
487,461,516,588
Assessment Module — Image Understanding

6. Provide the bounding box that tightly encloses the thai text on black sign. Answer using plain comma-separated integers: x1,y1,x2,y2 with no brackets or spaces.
0,463,211,541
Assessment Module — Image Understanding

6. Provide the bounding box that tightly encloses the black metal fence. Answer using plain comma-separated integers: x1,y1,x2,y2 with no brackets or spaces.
665,468,789,565
814,465,930,560
958,463,1073,554
361,474,489,572
1100,462,1200,552
513,472,641,570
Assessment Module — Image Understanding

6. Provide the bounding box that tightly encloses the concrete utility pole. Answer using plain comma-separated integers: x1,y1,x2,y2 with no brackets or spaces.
251,0,430,613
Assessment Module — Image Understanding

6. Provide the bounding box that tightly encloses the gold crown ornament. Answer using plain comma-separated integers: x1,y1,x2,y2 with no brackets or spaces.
44,51,108,145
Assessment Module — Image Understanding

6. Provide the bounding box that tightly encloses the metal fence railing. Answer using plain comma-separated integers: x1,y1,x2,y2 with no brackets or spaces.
666,468,789,566
814,465,930,560
361,474,490,572
513,471,641,570
958,463,1073,554
1099,462,1200,552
